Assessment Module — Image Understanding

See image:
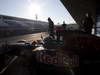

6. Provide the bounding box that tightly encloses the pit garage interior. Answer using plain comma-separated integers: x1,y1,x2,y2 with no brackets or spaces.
0,0,100,75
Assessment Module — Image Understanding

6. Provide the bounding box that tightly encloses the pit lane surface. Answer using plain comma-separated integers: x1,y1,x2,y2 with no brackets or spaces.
0,32,47,46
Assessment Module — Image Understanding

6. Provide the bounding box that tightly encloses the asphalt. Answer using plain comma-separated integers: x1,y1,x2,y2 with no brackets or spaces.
0,32,47,46
0,32,48,75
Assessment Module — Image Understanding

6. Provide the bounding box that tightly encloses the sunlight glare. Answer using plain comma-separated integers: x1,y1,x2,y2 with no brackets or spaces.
28,3,41,18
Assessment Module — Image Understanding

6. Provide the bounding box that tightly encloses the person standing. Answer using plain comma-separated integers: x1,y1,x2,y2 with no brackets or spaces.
82,12,94,34
62,21,67,40
62,21,67,30
48,17,55,39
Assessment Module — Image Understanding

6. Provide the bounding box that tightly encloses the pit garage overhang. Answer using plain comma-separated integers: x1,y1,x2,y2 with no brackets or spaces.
60,0,96,26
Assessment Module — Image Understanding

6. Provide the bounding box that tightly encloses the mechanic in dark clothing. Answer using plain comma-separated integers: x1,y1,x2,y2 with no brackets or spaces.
83,12,94,34
62,21,67,30
48,17,55,39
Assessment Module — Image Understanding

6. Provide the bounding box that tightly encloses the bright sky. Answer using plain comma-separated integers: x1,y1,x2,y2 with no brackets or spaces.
0,0,76,24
